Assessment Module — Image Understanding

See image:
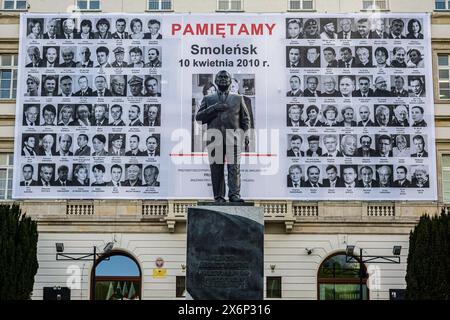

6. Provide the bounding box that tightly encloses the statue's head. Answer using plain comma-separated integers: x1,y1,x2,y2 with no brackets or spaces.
215,70,231,91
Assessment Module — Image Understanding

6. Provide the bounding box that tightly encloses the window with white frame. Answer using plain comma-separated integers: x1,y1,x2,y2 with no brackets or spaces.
442,155,450,202
2,0,27,10
0,54,18,100
436,0,450,10
288,0,314,11
0,154,13,200
148,0,172,10
217,0,243,11
362,0,389,10
438,54,450,100
75,0,101,11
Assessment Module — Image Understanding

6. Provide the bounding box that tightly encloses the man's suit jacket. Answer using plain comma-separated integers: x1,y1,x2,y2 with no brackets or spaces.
76,60,94,68
129,119,144,127
53,179,72,187
20,180,38,186
353,89,374,97
122,179,143,187
195,92,250,133
356,179,380,188
325,60,338,68
287,149,304,157
355,148,378,157
287,178,303,188
56,151,73,156
36,179,54,186
43,33,63,39
287,119,305,127
111,61,128,68
109,148,125,156
74,146,91,156
26,60,43,68
409,89,426,98
337,31,359,39
388,33,406,39
106,180,123,187
354,61,373,68
393,179,411,188
411,151,429,157
58,61,77,68
144,117,161,126
303,89,321,97
112,32,129,39
23,118,39,126
302,180,323,188
337,120,357,127
22,146,37,156
144,181,160,187
92,89,112,97
92,118,108,126
38,60,59,68
369,31,390,39
144,149,160,157
322,151,343,157
73,87,94,97
109,120,126,127
337,59,357,68
302,59,320,68
373,89,391,97
357,119,375,127
125,150,146,157
286,90,302,97
390,88,409,97
306,148,323,157
322,177,343,188
376,150,394,157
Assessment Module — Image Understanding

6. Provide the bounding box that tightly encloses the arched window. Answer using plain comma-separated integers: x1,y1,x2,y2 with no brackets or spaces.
317,252,369,300
92,251,142,300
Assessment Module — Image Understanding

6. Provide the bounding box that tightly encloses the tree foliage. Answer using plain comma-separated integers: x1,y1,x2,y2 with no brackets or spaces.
406,210,450,299
0,204,39,300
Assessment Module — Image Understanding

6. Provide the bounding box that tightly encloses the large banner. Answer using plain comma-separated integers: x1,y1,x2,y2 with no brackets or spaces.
13,13,436,200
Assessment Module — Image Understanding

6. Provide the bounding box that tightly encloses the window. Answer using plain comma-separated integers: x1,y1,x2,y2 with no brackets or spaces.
75,0,100,11
148,0,172,11
0,154,13,200
317,253,368,300
288,0,314,11
176,276,186,297
217,0,243,11
0,54,18,100
2,0,27,10
93,252,141,300
442,155,450,202
436,0,450,10
266,277,282,298
362,0,389,10
438,54,450,100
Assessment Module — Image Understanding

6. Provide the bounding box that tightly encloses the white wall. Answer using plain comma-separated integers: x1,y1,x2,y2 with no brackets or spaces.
33,232,409,300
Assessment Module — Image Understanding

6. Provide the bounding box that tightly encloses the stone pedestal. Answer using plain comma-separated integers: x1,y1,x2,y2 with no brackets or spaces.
186,205,264,300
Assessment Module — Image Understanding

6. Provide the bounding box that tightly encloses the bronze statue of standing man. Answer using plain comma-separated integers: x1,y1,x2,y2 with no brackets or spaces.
195,70,250,203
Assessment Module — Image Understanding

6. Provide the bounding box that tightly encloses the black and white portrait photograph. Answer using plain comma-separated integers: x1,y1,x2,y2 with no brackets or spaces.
144,46,162,68
287,164,304,188
108,134,126,156
55,134,74,156
286,46,301,68
71,164,90,186
40,104,57,126
286,104,304,127
41,75,59,96
23,104,40,126
286,18,303,39
123,164,143,187
26,18,44,39
37,163,56,186
20,163,37,186
74,133,91,156
144,104,161,127
37,133,57,156
21,134,38,156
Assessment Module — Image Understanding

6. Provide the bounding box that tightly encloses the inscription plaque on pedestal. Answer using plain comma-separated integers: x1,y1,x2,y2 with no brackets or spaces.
186,205,264,300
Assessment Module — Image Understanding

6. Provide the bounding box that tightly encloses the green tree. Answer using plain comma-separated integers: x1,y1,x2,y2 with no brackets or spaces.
0,204,39,300
406,210,450,299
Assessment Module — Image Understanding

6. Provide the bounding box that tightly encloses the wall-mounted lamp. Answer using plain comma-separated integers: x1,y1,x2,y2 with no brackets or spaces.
270,264,276,272
305,248,313,255
55,243,64,253
181,264,186,272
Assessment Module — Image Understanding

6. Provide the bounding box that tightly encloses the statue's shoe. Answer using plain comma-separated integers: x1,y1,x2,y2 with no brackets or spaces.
229,195,244,203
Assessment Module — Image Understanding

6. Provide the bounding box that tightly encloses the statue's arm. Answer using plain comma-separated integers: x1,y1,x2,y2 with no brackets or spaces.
195,97,220,124
239,96,250,132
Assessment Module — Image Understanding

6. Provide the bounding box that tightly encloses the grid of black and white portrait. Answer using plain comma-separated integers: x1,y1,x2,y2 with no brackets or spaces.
285,15,435,198
16,15,164,197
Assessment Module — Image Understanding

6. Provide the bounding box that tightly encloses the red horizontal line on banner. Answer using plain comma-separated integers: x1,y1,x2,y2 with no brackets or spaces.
169,153,277,157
